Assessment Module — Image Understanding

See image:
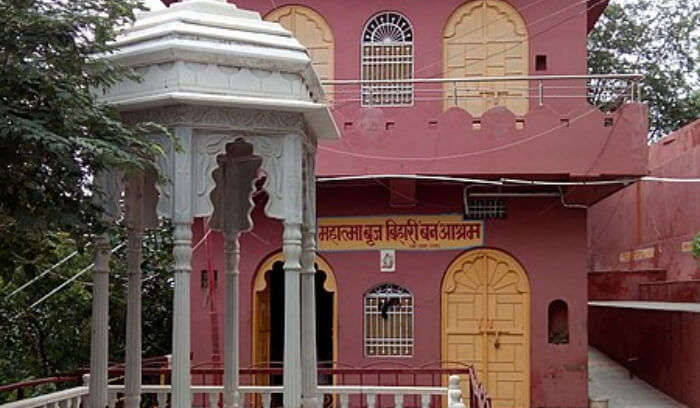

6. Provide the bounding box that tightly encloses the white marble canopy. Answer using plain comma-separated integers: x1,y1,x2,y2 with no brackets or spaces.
96,0,339,221
90,2,339,408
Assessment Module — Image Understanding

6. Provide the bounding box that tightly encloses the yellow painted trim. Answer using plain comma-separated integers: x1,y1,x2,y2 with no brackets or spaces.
441,248,531,407
251,251,338,375
265,5,335,95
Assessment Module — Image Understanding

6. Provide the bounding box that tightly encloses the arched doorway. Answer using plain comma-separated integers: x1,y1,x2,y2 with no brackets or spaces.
442,248,530,408
252,252,337,403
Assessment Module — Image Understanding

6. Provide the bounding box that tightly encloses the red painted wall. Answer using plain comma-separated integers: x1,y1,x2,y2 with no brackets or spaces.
589,306,700,408
587,121,700,408
588,120,700,287
588,270,666,301
191,183,590,408
640,280,700,302
229,0,647,179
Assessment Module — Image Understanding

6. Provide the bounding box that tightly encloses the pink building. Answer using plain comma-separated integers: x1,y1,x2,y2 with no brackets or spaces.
182,1,649,407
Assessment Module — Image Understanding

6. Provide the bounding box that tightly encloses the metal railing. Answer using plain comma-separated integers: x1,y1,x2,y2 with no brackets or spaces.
1,364,492,408
321,73,644,110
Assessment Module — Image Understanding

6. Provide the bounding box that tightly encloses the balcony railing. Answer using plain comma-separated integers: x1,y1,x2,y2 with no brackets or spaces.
0,365,492,408
322,73,644,112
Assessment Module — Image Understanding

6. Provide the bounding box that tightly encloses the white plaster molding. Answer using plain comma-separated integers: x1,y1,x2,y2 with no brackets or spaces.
102,63,313,110
101,0,328,106
153,134,175,219
95,0,340,142
136,106,311,220
121,105,304,131
283,134,304,224
195,133,284,220
208,139,262,234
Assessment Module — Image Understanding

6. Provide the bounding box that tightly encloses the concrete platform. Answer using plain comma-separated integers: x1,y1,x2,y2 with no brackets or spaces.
588,301,700,313
588,347,688,408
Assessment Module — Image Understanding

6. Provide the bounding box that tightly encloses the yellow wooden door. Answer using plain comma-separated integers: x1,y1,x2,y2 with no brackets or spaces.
442,249,530,408
443,0,529,116
254,286,271,385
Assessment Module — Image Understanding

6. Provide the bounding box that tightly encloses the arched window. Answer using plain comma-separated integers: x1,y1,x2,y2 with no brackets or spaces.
443,0,529,116
364,283,414,356
361,12,414,106
548,299,569,344
265,6,335,83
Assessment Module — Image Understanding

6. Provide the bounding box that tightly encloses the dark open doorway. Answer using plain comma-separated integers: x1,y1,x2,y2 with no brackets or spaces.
265,261,334,406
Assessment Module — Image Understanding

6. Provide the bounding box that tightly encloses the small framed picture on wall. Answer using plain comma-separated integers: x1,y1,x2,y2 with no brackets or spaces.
380,249,396,272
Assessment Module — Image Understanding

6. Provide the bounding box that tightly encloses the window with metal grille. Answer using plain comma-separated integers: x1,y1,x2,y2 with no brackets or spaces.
364,283,414,357
361,12,414,107
465,199,507,219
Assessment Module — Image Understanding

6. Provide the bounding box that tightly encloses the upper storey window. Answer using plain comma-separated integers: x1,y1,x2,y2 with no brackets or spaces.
443,0,529,116
266,6,335,85
361,12,414,107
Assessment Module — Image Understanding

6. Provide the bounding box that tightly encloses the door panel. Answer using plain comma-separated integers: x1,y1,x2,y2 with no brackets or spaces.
443,249,530,408
443,0,529,116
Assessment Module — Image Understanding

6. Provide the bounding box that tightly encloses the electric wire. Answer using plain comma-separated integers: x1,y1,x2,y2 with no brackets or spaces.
10,243,125,320
318,106,600,161
5,244,90,300
8,229,215,320
323,0,611,107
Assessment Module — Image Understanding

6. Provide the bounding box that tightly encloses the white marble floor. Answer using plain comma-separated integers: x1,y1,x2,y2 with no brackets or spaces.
588,347,688,408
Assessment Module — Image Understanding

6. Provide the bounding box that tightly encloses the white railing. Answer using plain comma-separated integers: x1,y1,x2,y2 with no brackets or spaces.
0,386,89,408
1,375,467,408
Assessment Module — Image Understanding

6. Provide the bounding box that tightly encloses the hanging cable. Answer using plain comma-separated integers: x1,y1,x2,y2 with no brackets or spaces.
10,243,125,320
5,244,90,300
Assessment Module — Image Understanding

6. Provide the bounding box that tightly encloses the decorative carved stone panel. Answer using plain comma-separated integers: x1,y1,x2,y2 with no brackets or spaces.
195,133,285,220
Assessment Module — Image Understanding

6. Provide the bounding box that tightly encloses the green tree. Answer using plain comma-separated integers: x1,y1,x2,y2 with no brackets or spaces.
0,0,166,275
588,0,700,140
0,221,173,402
0,0,175,395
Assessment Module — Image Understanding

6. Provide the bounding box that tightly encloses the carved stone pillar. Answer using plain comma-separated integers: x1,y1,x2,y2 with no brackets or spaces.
283,222,303,408
172,220,192,408
223,232,240,408
89,233,111,408
300,227,318,408
171,127,194,408
208,139,262,408
301,149,319,408
90,169,122,408
124,172,145,408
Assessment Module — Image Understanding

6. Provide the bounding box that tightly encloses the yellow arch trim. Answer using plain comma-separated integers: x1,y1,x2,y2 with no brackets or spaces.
265,5,335,83
252,252,337,294
441,248,531,407
252,251,338,372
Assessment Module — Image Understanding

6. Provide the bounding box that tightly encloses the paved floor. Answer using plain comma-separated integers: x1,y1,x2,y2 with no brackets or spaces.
588,347,687,408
